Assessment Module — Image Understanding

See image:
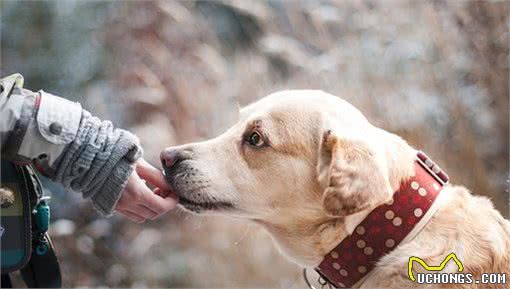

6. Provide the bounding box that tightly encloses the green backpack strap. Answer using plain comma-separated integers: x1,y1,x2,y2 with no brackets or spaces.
20,165,62,288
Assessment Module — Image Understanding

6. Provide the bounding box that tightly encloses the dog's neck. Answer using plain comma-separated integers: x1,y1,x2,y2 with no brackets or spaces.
317,153,447,288
261,130,417,267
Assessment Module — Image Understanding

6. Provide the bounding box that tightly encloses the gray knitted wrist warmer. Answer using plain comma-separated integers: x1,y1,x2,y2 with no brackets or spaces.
52,109,142,215
91,157,134,215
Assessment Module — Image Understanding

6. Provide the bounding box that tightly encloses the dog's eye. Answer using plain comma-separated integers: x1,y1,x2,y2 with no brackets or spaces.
247,131,264,147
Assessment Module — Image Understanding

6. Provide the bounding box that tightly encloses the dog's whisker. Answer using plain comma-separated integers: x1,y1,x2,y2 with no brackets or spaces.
233,226,251,246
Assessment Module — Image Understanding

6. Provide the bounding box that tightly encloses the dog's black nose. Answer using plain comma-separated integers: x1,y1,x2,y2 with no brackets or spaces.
160,148,193,168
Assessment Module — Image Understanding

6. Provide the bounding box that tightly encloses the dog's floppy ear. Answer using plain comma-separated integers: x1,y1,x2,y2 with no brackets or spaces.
317,130,393,217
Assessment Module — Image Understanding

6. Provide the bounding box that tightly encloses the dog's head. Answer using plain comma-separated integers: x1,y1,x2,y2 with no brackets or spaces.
161,90,414,265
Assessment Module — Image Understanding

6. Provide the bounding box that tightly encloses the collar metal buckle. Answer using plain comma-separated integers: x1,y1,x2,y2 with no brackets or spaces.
304,269,335,289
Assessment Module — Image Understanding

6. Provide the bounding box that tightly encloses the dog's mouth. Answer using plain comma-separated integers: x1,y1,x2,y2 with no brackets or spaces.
178,195,234,213
163,165,235,213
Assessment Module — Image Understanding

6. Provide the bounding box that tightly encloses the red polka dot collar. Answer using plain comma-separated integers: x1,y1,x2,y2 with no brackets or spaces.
316,151,449,288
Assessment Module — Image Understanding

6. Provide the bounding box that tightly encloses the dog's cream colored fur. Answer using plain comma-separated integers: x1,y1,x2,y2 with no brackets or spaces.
162,90,510,288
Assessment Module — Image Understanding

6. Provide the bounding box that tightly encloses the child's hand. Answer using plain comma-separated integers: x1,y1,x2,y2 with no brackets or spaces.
115,159,178,223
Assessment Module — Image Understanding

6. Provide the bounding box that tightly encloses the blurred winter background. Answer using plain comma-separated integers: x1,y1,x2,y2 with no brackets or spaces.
1,0,508,287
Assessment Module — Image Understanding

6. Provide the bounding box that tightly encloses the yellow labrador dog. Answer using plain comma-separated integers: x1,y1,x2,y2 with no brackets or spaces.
161,91,510,288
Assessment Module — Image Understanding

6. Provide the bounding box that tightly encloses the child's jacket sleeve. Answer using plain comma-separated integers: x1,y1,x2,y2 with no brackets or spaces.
0,73,142,215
